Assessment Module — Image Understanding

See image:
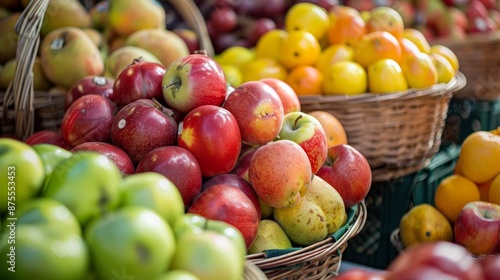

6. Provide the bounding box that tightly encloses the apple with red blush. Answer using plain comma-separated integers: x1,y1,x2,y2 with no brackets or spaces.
454,201,500,256
110,99,177,164
335,268,388,280
231,146,258,182
61,94,116,148
177,105,241,178
202,173,261,219
260,77,301,114
277,112,328,174
187,183,260,249
479,254,500,280
111,58,166,107
162,53,227,114
136,145,203,208
316,144,372,208
25,130,71,150
222,81,284,146
71,141,135,176
65,75,115,111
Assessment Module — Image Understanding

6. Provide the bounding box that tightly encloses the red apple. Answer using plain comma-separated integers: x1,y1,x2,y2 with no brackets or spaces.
65,75,115,111
71,141,135,176
111,58,166,107
480,254,500,280
208,7,238,33
162,53,227,113
335,268,388,280
61,94,116,148
110,99,177,164
248,140,312,209
177,105,241,178
454,201,500,255
24,130,71,150
230,146,258,182
136,146,203,208
387,241,484,280
202,173,261,219
277,112,328,174
172,28,200,54
260,77,301,115
222,81,284,146
316,144,372,208
187,183,260,249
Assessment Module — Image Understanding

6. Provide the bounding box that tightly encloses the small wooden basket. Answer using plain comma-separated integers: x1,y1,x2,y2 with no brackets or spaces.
246,202,367,280
430,31,500,101
0,0,213,140
299,73,467,182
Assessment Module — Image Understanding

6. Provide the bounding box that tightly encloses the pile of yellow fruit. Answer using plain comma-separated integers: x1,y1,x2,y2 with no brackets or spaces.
399,129,500,250
214,3,460,96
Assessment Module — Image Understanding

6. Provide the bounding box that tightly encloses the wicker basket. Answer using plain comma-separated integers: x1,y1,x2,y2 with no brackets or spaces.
430,31,500,101
299,73,466,182
246,201,367,280
0,0,214,140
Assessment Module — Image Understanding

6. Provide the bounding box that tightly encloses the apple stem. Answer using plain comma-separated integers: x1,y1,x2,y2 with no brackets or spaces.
131,57,144,66
162,80,182,98
293,115,303,130
194,49,208,56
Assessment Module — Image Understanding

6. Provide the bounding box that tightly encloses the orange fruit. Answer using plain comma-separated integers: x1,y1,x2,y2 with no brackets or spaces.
327,5,366,47
322,61,367,95
402,28,432,54
278,30,321,69
315,44,355,75
366,6,405,39
454,157,464,175
285,65,324,96
489,173,500,205
434,174,481,223
367,58,408,94
255,29,287,61
400,51,438,89
459,131,500,184
353,31,402,68
477,179,492,202
308,111,348,147
285,2,330,40
430,45,459,72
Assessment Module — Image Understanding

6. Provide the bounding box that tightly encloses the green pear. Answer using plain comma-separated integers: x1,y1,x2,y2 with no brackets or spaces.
273,175,347,246
104,45,162,78
40,0,92,37
120,172,185,227
247,219,292,254
259,199,274,219
40,26,104,89
0,12,21,64
0,58,15,90
32,143,72,194
0,225,89,280
125,28,190,68
44,151,122,226
107,0,166,37
84,206,176,280
0,138,45,213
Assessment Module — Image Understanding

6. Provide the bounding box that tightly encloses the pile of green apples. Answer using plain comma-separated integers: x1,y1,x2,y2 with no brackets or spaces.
0,138,247,280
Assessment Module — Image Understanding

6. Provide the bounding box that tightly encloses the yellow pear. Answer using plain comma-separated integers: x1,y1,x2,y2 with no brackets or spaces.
104,46,162,78
430,53,455,84
247,219,292,254
107,0,165,37
273,175,346,246
40,0,92,37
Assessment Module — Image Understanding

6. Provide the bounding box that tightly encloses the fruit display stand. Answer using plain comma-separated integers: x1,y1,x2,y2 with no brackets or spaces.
299,72,466,183
246,201,367,280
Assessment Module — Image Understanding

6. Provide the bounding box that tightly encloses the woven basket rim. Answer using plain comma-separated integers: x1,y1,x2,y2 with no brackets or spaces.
246,201,367,270
299,72,467,105
429,30,500,48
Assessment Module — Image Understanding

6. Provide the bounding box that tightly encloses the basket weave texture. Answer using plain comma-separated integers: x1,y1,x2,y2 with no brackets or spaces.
299,73,466,182
0,0,214,140
431,31,500,101
246,202,367,280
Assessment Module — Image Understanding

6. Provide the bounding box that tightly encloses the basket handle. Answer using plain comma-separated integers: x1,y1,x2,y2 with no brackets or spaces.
2,0,48,140
169,0,215,57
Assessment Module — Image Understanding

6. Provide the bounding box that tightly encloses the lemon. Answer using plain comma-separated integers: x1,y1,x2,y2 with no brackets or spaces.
430,45,459,72
285,2,330,40
315,44,355,75
399,203,453,248
220,64,243,87
322,61,367,95
240,57,288,83
278,30,321,69
430,53,455,84
247,219,292,254
214,46,255,69
368,58,408,93
254,29,287,61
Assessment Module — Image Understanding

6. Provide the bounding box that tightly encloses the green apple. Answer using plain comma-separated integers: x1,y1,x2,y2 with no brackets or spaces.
32,143,72,194
84,206,176,280
0,138,45,213
155,270,200,280
120,172,184,226
170,230,244,280
0,224,89,280
173,213,247,261
44,151,122,225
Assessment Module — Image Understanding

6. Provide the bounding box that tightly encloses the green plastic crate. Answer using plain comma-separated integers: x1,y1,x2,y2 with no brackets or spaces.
411,144,461,206
441,98,500,148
